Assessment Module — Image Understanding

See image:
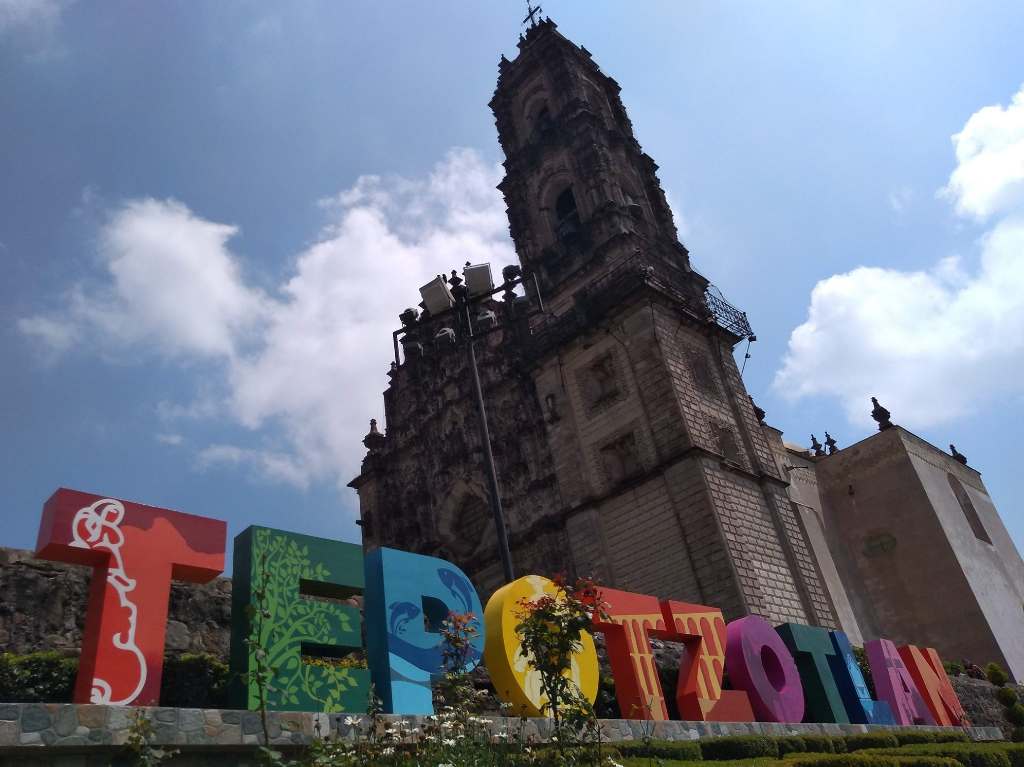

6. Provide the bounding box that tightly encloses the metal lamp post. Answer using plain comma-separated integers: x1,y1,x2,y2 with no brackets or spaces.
448,269,516,584
394,263,541,584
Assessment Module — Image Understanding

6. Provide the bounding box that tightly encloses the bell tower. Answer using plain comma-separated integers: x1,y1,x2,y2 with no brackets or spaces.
353,17,845,630
490,18,701,314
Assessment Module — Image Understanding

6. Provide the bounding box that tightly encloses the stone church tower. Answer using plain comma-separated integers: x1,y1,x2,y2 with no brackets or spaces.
350,18,840,629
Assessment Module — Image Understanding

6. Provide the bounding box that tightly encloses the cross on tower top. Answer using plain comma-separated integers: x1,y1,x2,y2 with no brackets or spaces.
522,0,543,28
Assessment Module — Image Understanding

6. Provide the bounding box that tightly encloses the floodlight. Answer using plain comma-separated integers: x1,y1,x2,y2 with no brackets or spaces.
464,263,494,297
419,276,455,314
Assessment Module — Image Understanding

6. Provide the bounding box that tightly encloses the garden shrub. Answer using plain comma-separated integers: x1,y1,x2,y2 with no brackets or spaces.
612,738,703,761
1005,744,1024,766
1007,704,1024,728
892,759,971,767
869,744,1012,767
778,736,810,755
934,733,973,744
787,754,901,767
159,652,229,708
701,735,780,760
945,661,965,677
800,734,838,754
1012,730,1024,746
896,732,970,746
997,688,1020,707
845,733,901,752
896,732,941,746
0,651,77,702
987,664,1010,688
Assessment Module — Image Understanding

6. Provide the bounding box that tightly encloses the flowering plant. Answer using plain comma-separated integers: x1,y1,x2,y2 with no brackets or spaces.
515,575,608,756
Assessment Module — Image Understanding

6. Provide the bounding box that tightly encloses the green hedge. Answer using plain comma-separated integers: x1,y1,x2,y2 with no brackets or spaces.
790,756,959,767
701,735,780,760
0,651,230,707
867,744,1016,767
896,732,971,746
0,651,77,702
159,653,229,708
612,739,703,761
845,734,902,752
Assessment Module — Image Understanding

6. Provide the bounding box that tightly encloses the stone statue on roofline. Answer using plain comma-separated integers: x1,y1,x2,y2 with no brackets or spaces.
871,396,893,431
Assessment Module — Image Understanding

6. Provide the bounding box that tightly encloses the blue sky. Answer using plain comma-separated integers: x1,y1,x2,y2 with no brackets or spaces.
3,1,1023,566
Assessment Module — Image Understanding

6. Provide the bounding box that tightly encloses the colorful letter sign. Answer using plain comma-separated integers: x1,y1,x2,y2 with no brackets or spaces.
777,623,848,723
898,645,967,726
660,600,754,722
364,547,484,714
484,575,599,717
725,615,805,723
30,488,969,725
593,588,672,720
866,638,936,725
828,631,895,724
35,488,225,706
229,526,369,712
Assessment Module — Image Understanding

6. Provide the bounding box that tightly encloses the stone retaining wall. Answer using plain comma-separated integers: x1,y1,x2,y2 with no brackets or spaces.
0,702,1004,765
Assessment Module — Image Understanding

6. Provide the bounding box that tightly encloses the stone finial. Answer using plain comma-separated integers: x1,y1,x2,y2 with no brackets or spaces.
950,443,968,466
749,395,766,423
363,419,385,452
871,397,893,431
824,432,838,455
399,307,419,327
810,434,825,457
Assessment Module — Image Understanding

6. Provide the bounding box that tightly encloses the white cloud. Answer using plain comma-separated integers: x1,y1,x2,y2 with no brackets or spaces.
155,433,184,446
17,314,79,355
887,186,914,214
22,148,514,494
0,0,63,33
196,444,311,489
21,198,267,359
775,85,1024,428
942,84,1024,221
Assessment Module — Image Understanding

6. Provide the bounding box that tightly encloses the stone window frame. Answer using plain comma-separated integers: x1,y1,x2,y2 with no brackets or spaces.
595,427,645,490
575,350,627,418
947,473,993,545
686,346,724,401
716,422,742,465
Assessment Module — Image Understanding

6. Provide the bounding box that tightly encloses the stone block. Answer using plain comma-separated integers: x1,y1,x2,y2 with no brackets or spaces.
0,720,17,746
203,709,223,727
154,707,178,724
0,703,19,721
53,705,78,737
108,706,130,731
20,703,52,733
241,711,262,735
19,731,42,745
87,727,112,744
77,705,108,728
221,710,242,724
54,735,89,746
179,708,204,732
187,728,213,744
216,723,241,744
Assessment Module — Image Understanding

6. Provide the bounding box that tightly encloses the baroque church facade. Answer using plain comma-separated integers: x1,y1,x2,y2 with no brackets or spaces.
349,19,1024,677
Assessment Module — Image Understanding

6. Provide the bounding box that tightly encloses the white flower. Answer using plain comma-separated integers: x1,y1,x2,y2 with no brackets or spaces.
343,715,362,726
443,738,456,746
